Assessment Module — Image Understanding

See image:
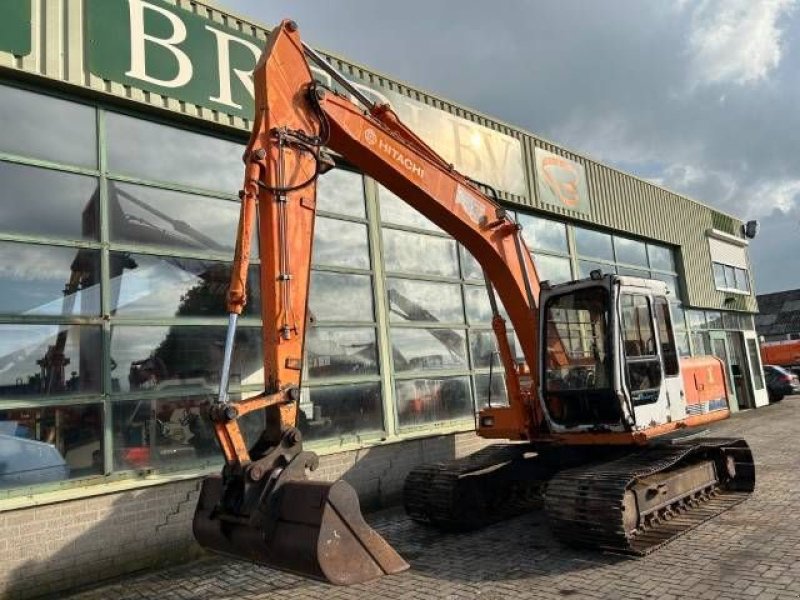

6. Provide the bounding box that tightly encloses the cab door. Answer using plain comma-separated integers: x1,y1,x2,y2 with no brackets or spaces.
618,291,671,428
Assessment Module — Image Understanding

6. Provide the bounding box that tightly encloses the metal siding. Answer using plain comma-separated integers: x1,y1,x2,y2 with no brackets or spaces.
0,0,756,313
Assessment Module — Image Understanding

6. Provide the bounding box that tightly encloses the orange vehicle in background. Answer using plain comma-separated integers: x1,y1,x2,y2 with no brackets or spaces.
761,339,800,370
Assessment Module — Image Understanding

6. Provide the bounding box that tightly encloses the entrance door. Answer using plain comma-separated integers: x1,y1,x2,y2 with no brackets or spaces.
709,331,739,412
727,331,755,409
742,332,769,407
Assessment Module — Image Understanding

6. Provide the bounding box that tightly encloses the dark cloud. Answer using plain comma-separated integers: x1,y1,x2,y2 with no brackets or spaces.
219,0,799,295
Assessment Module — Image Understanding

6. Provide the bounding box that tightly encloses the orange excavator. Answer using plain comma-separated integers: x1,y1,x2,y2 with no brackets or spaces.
192,21,755,585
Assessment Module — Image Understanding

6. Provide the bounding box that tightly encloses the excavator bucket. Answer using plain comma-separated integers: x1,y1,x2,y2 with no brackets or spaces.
193,471,409,585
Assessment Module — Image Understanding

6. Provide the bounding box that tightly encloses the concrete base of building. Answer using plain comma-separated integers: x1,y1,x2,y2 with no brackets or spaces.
0,431,494,599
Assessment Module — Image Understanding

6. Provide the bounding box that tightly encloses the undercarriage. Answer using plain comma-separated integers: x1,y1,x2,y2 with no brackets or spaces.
404,437,755,554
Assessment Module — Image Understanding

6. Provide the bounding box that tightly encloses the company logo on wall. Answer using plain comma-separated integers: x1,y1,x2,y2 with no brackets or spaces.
0,0,32,57
83,0,527,197
533,147,590,214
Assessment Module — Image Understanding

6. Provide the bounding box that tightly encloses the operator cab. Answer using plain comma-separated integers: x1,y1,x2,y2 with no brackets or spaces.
539,272,680,434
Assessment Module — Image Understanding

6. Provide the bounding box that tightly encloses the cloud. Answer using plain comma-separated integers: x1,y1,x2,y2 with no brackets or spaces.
685,0,796,86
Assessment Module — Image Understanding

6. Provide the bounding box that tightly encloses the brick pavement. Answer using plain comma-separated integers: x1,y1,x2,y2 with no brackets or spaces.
66,398,800,600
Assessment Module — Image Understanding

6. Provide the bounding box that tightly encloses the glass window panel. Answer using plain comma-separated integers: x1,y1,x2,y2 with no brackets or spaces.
0,243,100,316
396,376,473,427
534,254,572,283
305,327,378,380
676,331,691,357
309,271,374,322
110,326,263,394
0,161,99,241
614,236,648,267
379,185,442,232
671,305,687,330
706,311,723,329
464,286,509,324
313,217,370,269
648,244,675,272
0,325,102,396
474,372,510,408
687,310,707,330
735,268,750,293
469,330,501,368
650,272,680,301
577,260,613,279
387,279,463,324
460,247,483,280
617,267,650,278
724,265,737,289
0,403,103,488
109,182,250,257
382,229,458,277
574,227,613,261
517,213,568,253
722,311,738,330
298,383,384,442
0,85,97,167
713,263,726,289
691,331,711,356
391,328,467,373
109,253,260,318
316,168,365,218
112,395,219,471
621,295,657,358
106,112,243,193
654,297,679,376
746,339,765,390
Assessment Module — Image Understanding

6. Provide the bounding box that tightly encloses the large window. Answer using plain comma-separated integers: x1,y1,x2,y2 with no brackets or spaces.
713,261,750,293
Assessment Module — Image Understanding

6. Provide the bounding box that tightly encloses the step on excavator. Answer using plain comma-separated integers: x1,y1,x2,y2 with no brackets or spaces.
192,20,755,585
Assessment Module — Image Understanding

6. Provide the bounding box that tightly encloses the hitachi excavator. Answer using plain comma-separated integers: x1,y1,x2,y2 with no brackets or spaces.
192,20,755,585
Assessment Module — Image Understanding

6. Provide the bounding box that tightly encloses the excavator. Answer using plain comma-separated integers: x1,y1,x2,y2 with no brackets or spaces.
192,20,755,585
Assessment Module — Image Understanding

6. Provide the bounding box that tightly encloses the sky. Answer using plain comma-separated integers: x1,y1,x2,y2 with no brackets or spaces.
217,0,799,294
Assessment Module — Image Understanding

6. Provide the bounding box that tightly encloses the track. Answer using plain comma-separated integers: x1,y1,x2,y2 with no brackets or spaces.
544,437,755,554
404,438,755,554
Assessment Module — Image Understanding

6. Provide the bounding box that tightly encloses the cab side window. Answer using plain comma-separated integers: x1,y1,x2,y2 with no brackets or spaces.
620,294,662,404
654,296,679,377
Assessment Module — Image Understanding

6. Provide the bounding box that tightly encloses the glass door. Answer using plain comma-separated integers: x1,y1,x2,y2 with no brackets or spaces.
709,331,739,412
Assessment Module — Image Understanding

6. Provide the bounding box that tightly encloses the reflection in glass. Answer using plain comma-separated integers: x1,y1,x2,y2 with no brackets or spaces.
0,403,103,488
746,339,765,390
391,328,467,372
298,383,383,442
379,185,442,232
387,279,464,324
517,213,568,253
382,229,458,277
475,372,510,408
650,272,680,301
112,396,217,471
309,271,374,322
617,266,650,278
109,253,260,318
577,260,612,279
305,327,378,380
676,332,691,357
316,168,365,217
614,236,648,266
396,376,472,427
110,326,263,393
735,268,750,292
109,182,249,257
313,217,370,269
574,227,613,261
648,244,675,272
706,311,723,329
0,243,100,316
469,330,499,368
0,161,99,241
464,286,509,324
460,247,483,280
106,112,243,193
0,325,102,396
687,310,707,330
0,85,97,167
534,254,572,283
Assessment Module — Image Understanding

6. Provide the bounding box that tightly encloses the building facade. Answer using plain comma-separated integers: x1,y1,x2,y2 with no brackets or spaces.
0,1,768,597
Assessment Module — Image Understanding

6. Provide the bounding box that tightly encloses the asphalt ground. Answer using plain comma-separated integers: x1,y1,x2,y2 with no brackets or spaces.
67,397,800,600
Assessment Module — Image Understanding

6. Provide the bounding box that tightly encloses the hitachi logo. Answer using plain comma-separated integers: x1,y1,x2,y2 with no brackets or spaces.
364,130,425,178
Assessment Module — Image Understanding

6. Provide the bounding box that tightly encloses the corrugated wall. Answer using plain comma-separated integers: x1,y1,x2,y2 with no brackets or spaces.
0,0,756,312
